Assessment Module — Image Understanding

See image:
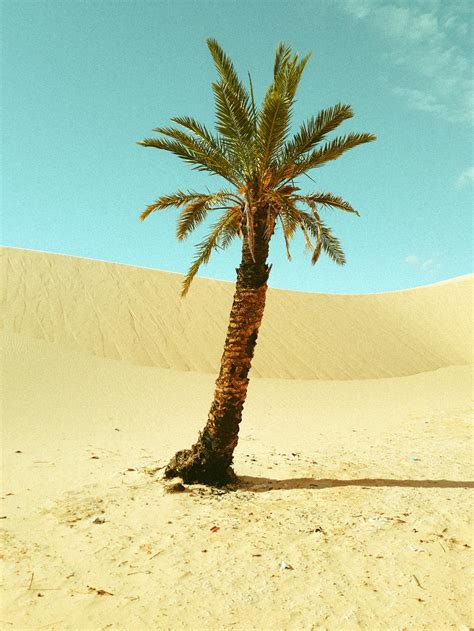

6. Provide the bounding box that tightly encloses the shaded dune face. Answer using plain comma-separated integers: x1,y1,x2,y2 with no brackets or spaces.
2,247,472,380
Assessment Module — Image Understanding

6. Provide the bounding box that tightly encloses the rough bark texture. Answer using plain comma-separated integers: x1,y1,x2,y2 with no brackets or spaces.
165,206,271,485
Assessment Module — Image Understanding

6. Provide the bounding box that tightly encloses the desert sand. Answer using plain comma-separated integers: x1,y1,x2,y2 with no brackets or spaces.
1,246,473,630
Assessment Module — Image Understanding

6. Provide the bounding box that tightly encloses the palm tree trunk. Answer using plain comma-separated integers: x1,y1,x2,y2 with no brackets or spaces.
165,211,271,485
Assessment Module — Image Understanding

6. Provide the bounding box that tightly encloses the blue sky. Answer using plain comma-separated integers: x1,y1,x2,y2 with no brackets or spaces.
2,0,472,293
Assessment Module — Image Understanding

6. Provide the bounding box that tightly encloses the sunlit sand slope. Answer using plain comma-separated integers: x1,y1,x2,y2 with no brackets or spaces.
2,247,472,378
1,332,473,630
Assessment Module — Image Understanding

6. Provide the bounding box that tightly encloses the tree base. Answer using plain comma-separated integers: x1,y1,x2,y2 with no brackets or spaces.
164,442,237,486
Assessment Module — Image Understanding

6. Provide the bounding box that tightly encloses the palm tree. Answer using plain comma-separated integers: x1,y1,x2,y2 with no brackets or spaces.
138,39,376,485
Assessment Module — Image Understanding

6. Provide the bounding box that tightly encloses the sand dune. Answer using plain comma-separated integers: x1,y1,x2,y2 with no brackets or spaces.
2,246,472,379
1,247,473,630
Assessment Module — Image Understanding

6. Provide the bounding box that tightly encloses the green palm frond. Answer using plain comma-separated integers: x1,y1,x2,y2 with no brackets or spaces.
302,211,345,265
145,126,239,183
284,52,311,102
151,126,210,151
211,82,257,176
257,88,291,170
211,82,252,149
273,42,292,78
217,207,242,249
181,207,241,296
293,132,377,177
207,38,254,162
281,103,353,167
257,69,291,170
296,192,359,215
258,48,311,172
177,199,211,240
170,114,242,176
138,136,196,160
170,116,230,158
311,220,323,265
248,73,257,133
140,190,208,221
278,202,300,261
298,215,316,253
137,136,236,184
207,38,252,124
283,206,346,265
318,222,346,265
299,199,323,264
177,191,239,240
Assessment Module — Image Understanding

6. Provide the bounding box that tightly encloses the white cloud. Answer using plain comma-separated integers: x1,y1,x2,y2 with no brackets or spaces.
339,0,473,123
404,254,441,272
444,14,468,37
456,166,474,188
392,87,443,115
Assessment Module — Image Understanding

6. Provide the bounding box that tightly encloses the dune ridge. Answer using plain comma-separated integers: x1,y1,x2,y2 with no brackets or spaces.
2,246,472,380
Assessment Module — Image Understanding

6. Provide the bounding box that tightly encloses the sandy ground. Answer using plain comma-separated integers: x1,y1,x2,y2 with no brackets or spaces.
1,247,473,630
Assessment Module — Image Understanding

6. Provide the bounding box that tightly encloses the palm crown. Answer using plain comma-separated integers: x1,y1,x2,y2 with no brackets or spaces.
138,39,376,295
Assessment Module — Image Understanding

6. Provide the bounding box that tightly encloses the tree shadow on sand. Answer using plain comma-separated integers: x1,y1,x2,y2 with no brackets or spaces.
238,477,474,492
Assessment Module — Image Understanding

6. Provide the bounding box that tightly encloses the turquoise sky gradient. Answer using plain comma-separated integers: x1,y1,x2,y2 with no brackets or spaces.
2,0,472,293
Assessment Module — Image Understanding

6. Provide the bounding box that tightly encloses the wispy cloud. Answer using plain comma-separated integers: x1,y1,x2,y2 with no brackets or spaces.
404,254,441,272
456,166,474,188
339,0,473,123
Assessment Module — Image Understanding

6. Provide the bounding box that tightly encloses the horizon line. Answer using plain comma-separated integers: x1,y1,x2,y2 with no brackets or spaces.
2,245,473,298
